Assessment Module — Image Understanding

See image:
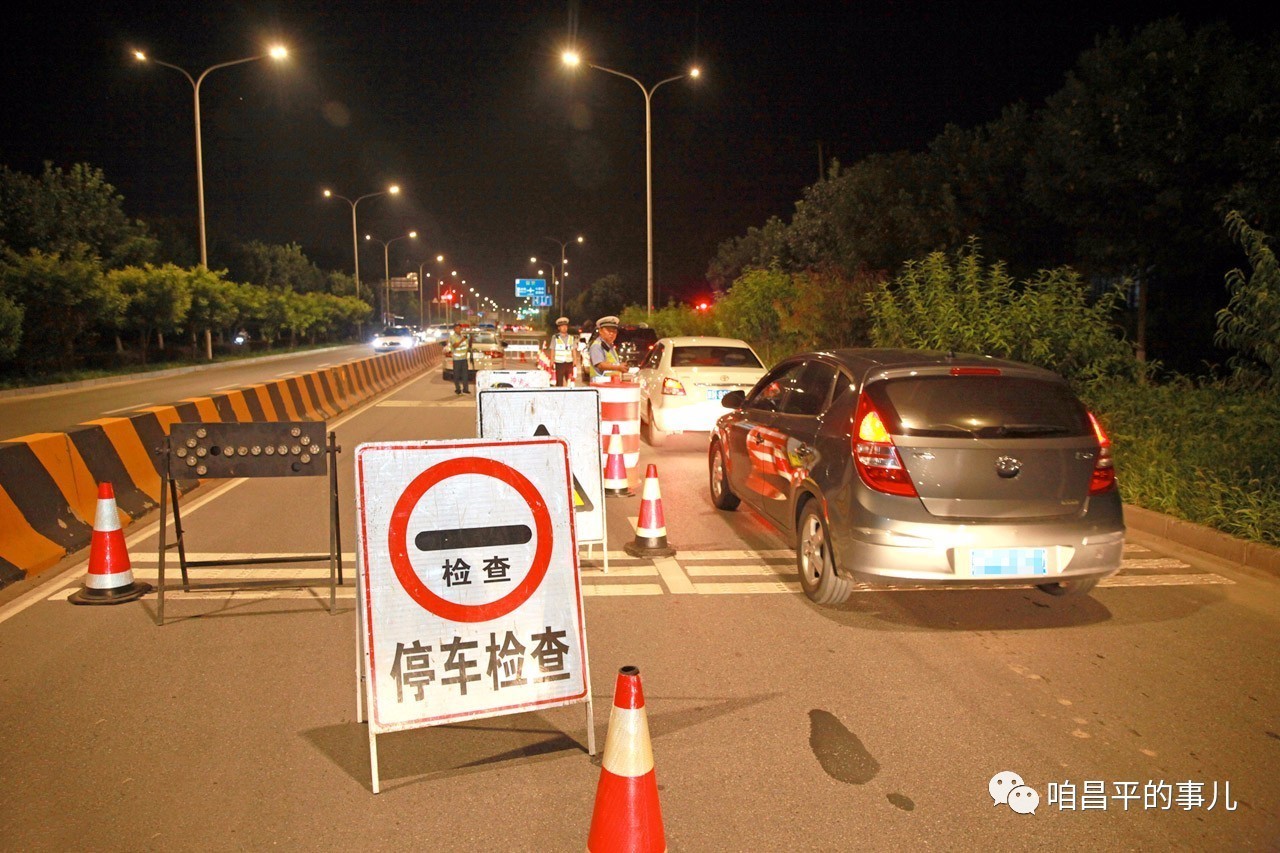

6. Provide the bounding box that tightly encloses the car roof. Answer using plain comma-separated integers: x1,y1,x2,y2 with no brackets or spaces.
658,336,758,348
793,348,1065,382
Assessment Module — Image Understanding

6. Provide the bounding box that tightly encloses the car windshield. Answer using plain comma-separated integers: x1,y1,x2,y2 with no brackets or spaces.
670,345,763,369
472,332,500,345
876,375,1091,438
381,326,412,337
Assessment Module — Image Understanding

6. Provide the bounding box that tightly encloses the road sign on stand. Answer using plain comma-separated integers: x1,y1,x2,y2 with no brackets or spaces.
476,389,604,546
354,437,594,793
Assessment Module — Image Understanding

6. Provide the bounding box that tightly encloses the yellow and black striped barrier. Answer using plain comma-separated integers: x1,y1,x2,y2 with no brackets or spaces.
0,345,442,587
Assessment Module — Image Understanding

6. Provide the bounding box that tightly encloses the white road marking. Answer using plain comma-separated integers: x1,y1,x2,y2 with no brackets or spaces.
35,535,1239,607
1114,558,1191,569
684,563,793,577
653,555,697,594
583,584,665,597
103,403,151,414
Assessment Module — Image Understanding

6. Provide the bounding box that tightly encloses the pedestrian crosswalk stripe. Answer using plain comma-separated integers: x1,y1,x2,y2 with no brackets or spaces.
49,550,1233,601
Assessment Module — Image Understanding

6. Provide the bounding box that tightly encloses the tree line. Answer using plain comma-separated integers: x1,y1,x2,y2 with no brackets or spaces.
703,18,1279,376
0,162,372,374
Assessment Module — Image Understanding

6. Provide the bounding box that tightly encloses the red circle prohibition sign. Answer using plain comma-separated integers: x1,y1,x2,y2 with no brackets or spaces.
388,455,552,623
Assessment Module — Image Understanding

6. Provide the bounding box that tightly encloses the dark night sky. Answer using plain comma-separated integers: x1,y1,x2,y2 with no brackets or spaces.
1,2,1265,313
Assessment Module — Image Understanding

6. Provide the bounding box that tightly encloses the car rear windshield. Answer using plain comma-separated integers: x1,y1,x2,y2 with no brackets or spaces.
472,332,500,344
872,375,1092,438
671,346,763,369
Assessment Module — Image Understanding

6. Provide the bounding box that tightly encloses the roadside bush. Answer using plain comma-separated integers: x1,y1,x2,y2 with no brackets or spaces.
1083,376,1280,546
1217,211,1279,387
620,304,716,338
867,240,1139,383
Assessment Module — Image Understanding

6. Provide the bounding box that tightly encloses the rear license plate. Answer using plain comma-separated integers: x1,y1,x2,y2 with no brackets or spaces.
707,389,730,401
969,548,1048,576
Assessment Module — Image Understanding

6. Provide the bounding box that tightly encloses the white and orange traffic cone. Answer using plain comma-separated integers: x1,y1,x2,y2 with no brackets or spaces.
587,665,664,853
624,464,675,558
69,482,152,606
603,425,632,497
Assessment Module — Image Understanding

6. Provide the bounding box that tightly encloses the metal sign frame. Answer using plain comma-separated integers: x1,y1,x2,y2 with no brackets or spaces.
154,421,342,625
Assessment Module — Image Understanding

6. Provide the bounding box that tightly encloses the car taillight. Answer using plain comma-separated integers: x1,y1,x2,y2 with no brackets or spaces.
662,377,686,396
852,394,917,497
1087,412,1116,494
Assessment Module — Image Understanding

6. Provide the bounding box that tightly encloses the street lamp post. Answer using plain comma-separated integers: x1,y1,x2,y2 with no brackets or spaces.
323,186,400,301
543,235,584,316
365,231,417,325
562,51,697,317
417,254,444,327
132,46,288,268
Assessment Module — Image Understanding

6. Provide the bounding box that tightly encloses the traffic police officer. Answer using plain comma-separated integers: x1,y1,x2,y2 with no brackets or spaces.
587,315,627,381
548,316,578,386
447,321,472,394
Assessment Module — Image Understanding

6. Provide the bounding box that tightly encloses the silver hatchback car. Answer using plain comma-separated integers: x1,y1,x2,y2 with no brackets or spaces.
708,349,1125,604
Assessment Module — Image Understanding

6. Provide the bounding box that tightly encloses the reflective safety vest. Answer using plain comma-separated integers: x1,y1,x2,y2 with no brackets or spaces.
587,338,620,379
448,332,471,359
551,333,576,363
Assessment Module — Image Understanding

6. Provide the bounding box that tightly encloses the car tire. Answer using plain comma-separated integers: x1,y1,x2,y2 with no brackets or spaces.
709,440,740,511
1036,577,1100,597
797,503,852,605
644,404,668,447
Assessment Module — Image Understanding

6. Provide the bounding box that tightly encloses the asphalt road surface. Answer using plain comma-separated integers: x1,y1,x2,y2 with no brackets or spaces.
1,366,1277,851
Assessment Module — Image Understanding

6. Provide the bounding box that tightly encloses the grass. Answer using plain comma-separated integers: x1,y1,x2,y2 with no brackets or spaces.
1081,377,1280,547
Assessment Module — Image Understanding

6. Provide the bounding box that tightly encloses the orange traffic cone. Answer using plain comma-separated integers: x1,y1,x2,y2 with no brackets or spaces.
624,464,675,558
587,665,665,853
603,425,632,497
69,483,152,605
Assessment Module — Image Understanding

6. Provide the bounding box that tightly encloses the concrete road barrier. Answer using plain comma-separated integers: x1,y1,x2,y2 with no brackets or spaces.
0,345,442,587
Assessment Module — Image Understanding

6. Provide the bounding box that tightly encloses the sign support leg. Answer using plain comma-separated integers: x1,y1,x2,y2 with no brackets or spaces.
156,441,170,627
368,728,381,794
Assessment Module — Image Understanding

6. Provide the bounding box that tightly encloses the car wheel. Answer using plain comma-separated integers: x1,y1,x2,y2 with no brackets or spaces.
1036,577,1100,597
644,404,668,447
797,503,852,605
709,440,739,510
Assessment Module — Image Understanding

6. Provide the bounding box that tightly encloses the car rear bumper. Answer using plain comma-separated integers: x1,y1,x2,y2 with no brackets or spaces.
829,504,1126,585
652,397,739,432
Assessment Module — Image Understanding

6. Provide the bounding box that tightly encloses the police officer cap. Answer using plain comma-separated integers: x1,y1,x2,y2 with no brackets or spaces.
595,315,620,329
555,316,570,326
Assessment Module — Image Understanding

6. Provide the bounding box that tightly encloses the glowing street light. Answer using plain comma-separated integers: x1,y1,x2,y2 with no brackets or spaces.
132,45,289,268
323,185,400,301
563,49,697,316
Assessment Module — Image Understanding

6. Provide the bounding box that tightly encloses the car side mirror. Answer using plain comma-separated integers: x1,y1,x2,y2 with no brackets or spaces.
722,390,746,409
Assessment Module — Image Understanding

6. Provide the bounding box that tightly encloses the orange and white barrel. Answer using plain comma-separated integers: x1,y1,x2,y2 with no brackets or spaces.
594,377,641,482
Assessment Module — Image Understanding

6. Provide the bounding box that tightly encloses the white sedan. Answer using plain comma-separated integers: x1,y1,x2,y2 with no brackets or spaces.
371,325,418,353
637,336,767,446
